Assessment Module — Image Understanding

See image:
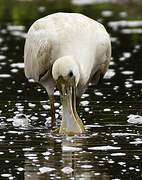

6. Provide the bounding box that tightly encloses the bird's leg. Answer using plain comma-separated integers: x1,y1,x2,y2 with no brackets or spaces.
76,96,81,110
49,95,56,128
92,70,104,85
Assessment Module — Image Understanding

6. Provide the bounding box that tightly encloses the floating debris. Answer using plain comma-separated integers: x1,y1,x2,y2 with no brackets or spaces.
127,114,142,124
12,114,30,127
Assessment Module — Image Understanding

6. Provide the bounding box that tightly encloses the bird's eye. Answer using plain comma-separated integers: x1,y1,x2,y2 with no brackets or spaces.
39,70,48,81
68,70,73,77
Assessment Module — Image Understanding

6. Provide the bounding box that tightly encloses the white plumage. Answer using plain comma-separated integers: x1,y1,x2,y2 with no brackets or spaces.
24,12,111,134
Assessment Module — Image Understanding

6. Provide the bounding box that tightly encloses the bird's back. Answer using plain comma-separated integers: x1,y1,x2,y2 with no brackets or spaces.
24,13,111,85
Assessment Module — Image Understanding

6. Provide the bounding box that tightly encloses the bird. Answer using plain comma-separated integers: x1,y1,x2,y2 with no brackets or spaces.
24,12,111,135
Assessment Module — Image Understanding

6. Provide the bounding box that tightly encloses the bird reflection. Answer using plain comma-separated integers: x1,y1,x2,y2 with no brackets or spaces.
24,136,109,180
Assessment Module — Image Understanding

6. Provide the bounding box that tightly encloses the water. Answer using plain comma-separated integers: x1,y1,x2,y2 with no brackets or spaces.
0,0,142,179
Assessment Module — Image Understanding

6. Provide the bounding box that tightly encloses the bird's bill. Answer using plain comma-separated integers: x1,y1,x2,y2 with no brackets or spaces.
57,77,85,135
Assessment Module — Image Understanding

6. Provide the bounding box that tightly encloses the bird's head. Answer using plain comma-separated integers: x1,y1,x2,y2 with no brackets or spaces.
52,56,84,134
52,56,80,89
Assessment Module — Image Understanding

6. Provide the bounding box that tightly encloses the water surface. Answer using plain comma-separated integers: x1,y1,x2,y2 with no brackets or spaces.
0,0,142,179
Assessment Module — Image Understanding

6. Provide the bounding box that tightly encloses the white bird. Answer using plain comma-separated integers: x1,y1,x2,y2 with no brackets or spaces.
24,12,111,135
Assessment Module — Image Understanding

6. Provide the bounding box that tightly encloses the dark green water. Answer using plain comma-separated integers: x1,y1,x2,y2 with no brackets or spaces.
0,0,142,179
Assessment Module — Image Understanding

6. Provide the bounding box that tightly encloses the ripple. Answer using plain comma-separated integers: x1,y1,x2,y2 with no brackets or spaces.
121,71,134,75
62,145,82,152
121,28,142,34
130,140,142,145
81,101,89,106
88,146,121,151
61,167,74,174
119,11,127,18
108,20,142,30
0,74,11,78
11,63,24,69
112,133,137,137
22,147,34,151
104,108,111,112
111,153,126,156
39,167,55,174
0,136,5,140
42,104,50,110
95,91,103,96
123,52,131,58
134,80,142,84
28,103,36,108
38,6,46,12
102,11,113,17
1,174,12,178
11,68,19,73
81,165,93,169
104,69,115,79
24,153,37,157
72,0,95,5
125,81,133,88
42,152,51,156
17,167,24,172
0,55,5,60
7,25,25,31
10,31,26,38
72,0,118,5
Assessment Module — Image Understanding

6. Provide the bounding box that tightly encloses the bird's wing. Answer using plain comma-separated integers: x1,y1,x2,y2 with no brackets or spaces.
89,28,111,85
24,25,52,82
